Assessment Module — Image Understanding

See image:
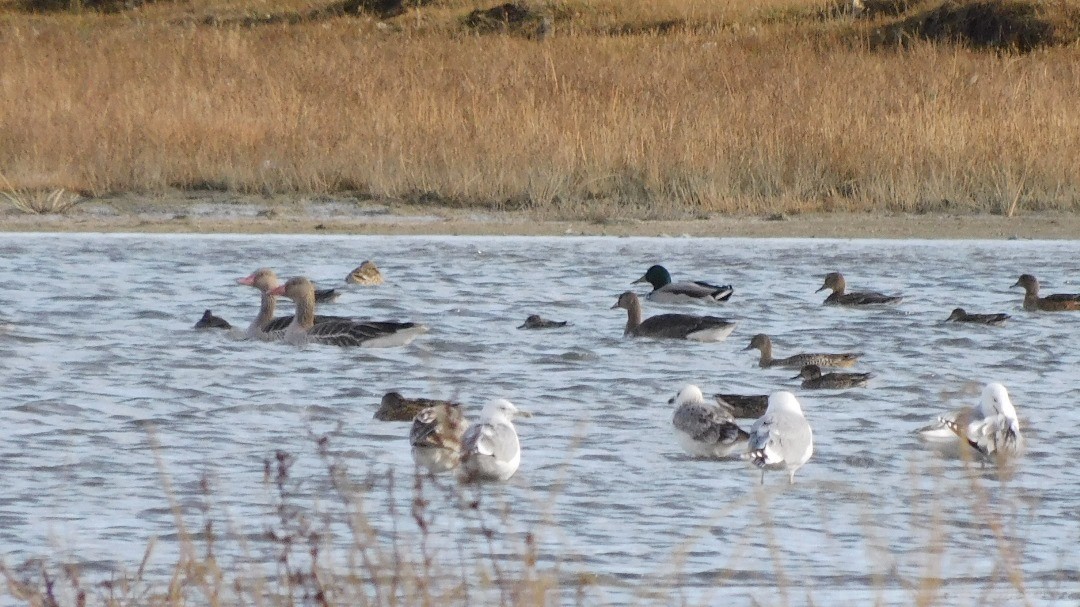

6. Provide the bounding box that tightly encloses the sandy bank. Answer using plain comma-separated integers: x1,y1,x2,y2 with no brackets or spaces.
1,193,1077,239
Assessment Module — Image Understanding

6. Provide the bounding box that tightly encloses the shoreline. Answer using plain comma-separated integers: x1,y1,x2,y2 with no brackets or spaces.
1,193,1078,239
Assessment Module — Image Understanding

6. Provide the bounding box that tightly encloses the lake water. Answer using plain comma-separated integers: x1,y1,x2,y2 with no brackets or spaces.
1,233,1078,606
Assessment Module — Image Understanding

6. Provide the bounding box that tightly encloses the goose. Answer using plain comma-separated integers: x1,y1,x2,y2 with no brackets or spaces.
269,276,427,347
633,264,733,304
1012,274,1080,311
670,385,749,458
236,268,349,340
410,402,470,473
459,399,530,482
945,308,1010,326
744,391,814,484
743,334,859,369
817,272,902,306
793,365,871,389
611,291,736,342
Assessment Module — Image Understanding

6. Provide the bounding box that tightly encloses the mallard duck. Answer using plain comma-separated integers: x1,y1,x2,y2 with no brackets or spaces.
670,385,749,458
375,391,460,422
346,260,384,286
793,364,871,389
816,272,902,306
743,391,814,484
518,314,568,329
269,276,427,347
743,333,859,369
945,308,1010,326
918,383,1023,458
459,399,530,482
1012,274,1080,311
193,309,231,330
611,291,736,341
633,265,733,304
410,402,470,473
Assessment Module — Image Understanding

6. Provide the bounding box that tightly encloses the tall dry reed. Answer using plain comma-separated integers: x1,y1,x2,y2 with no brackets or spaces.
1,0,1079,218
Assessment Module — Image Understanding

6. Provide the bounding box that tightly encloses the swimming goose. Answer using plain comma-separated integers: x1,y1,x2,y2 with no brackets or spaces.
633,264,733,304
459,399,530,482
612,291,736,342
410,402,470,473
743,333,859,369
375,391,461,422
793,364,871,389
919,383,1023,458
945,308,1010,326
269,276,428,347
518,314,568,329
816,272,903,306
237,268,350,340
346,261,384,286
670,385,749,458
194,309,232,330
744,391,814,484
1012,274,1080,311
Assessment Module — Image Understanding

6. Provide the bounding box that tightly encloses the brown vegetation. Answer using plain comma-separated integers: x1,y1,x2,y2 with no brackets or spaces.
1,0,1079,219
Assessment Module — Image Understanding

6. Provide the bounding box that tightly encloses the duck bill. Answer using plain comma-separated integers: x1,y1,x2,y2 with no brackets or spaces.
814,285,827,293
610,302,621,309
741,344,755,351
789,372,803,380
631,274,648,285
1010,280,1022,288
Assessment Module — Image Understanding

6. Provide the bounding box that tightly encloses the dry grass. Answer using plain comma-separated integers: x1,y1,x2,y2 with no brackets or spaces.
1,0,1080,219
0,175,84,214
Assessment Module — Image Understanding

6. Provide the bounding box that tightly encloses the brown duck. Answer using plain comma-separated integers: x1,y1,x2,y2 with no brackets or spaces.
744,333,859,369
1012,274,1080,311
817,272,903,306
945,308,1010,326
375,391,460,422
793,364,871,389
611,291,736,341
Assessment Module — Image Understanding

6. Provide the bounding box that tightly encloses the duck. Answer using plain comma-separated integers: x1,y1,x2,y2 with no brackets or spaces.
1012,274,1080,311
193,309,232,330
632,264,733,305
236,268,350,340
269,276,428,347
793,364,871,389
945,307,1010,326
459,399,530,482
611,291,736,342
743,333,859,369
375,391,461,422
816,272,903,306
919,383,1023,459
518,314,568,329
346,261,384,286
670,385,749,458
410,402,470,473
743,391,814,484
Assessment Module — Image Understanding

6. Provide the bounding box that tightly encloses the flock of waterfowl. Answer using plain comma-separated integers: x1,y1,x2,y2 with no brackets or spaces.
195,261,1079,485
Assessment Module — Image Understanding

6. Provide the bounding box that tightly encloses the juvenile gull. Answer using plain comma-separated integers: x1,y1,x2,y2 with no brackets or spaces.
816,272,903,306
668,392,770,419
410,402,470,473
459,399,530,482
633,264,733,305
744,391,814,484
670,385,748,458
612,291,736,342
919,382,1023,458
